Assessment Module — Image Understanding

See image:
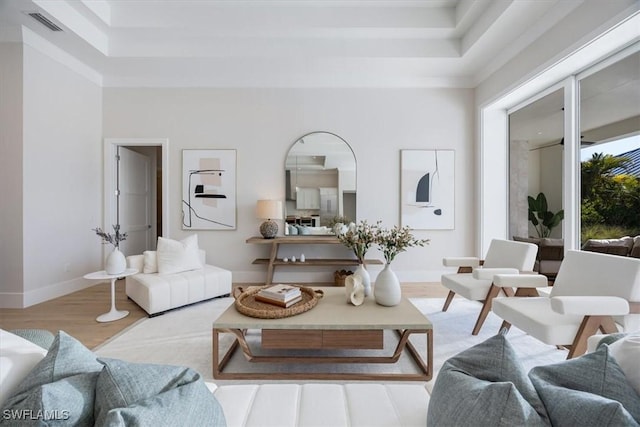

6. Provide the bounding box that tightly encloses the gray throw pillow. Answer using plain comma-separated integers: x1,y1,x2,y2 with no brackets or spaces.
529,345,640,426
94,358,226,427
0,331,102,426
428,333,549,427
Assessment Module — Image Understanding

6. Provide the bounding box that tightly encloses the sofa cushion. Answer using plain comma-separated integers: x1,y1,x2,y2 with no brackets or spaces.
428,333,549,426
94,358,225,426
142,250,158,274
603,332,640,396
156,234,202,275
212,383,429,427
539,238,564,261
581,236,634,256
631,236,640,258
2,331,102,426
125,264,232,315
513,236,541,245
529,345,640,425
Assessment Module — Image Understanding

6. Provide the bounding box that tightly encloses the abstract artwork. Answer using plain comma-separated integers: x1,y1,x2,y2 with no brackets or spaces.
400,149,454,230
182,149,236,230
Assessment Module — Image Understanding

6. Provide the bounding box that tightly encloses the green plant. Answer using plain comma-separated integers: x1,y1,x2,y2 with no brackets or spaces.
528,192,564,238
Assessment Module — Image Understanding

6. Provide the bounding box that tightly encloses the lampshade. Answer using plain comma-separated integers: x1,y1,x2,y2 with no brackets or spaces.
256,200,283,220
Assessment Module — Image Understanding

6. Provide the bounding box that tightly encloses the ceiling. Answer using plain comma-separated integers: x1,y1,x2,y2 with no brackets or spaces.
510,51,640,149
2,0,636,146
0,0,579,88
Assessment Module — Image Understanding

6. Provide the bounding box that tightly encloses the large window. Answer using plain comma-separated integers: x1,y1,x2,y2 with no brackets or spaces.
578,51,640,242
506,49,639,245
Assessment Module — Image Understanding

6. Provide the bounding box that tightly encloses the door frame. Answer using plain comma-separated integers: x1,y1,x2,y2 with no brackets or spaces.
104,138,170,245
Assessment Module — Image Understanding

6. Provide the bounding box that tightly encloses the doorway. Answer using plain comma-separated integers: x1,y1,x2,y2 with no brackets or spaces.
104,138,170,256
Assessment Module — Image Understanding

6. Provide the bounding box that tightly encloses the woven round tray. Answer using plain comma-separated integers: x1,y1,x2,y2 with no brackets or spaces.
233,286,324,319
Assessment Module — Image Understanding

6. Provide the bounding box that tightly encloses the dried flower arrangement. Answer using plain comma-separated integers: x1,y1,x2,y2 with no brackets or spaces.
93,225,128,249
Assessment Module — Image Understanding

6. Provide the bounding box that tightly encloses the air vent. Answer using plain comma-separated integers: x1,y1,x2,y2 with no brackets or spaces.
27,12,63,31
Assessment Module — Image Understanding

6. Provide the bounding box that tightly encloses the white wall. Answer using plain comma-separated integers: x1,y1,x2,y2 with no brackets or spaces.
103,88,475,283
18,43,103,307
0,43,24,307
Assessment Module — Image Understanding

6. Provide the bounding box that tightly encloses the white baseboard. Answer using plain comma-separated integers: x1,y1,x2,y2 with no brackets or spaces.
0,292,23,309
21,277,95,308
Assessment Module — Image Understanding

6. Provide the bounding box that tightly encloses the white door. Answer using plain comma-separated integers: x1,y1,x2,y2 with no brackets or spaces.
118,147,152,256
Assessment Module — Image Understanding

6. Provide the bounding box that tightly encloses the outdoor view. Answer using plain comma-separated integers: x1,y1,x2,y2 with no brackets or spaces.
580,135,640,242
579,49,639,243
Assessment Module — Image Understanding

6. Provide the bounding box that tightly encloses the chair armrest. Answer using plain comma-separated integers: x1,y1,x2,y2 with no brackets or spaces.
493,274,548,288
443,257,480,268
472,268,519,280
550,296,630,316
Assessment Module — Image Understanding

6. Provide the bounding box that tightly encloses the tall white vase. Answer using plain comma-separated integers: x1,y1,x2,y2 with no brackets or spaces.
106,247,126,275
354,263,371,297
374,264,401,306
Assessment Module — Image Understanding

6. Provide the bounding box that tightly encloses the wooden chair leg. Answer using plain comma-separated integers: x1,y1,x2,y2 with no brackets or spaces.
442,290,456,312
598,316,618,334
566,315,611,359
499,320,512,334
514,287,539,297
502,287,515,297
472,285,501,335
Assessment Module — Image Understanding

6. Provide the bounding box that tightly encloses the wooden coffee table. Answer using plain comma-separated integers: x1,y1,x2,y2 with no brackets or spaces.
212,287,433,381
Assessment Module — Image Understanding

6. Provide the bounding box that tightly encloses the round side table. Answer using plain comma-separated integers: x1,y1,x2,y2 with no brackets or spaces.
84,268,138,322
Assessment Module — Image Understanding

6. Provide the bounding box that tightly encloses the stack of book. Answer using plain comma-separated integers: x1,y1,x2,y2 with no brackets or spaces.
255,284,303,308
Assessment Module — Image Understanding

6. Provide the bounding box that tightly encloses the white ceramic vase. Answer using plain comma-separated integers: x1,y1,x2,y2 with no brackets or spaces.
354,263,371,297
374,264,401,306
106,247,126,275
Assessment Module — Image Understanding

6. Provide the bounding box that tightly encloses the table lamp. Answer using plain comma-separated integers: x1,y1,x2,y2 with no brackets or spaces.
256,200,283,239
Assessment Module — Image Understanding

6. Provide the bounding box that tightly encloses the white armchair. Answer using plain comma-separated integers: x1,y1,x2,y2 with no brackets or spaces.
440,239,538,335
492,250,640,358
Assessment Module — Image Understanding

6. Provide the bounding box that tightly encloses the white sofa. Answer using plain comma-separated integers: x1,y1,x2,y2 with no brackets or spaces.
126,249,232,316
0,329,431,426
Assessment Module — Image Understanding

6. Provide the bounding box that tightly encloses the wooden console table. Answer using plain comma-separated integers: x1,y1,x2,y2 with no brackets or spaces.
246,235,382,285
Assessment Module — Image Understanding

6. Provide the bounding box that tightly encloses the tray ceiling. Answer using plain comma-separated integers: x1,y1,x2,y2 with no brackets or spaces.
0,0,578,88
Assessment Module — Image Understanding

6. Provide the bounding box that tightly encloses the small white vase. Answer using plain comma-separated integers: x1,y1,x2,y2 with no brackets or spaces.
374,264,401,306
106,247,126,275
354,263,371,297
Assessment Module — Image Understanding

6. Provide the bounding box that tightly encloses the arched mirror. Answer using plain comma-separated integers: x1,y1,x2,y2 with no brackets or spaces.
284,131,356,231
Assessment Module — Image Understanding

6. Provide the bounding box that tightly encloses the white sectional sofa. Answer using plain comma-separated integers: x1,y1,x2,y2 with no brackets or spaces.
0,329,430,426
125,249,232,317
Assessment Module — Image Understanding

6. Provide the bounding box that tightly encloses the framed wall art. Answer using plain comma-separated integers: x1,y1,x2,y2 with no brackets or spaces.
400,149,455,230
182,149,237,230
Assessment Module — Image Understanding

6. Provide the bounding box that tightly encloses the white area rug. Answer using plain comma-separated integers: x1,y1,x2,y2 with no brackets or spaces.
95,296,567,386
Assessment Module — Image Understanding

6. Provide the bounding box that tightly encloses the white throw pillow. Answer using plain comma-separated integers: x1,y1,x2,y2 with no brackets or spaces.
608,332,640,395
142,251,158,274
0,330,47,406
156,235,202,275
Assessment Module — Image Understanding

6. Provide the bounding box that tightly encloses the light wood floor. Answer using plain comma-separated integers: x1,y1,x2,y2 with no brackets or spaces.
0,281,447,350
